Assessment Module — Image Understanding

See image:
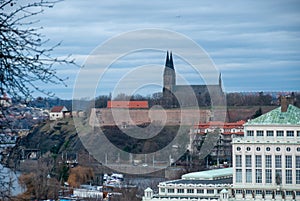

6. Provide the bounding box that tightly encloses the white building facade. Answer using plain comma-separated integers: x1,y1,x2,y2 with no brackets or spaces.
232,102,300,200
143,168,232,201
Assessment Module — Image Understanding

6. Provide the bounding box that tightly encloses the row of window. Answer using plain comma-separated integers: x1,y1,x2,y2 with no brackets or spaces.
235,189,300,196
161,188,216,194
246,130,300,137
236,155,300,168
235,169,300,184
236,146,300,152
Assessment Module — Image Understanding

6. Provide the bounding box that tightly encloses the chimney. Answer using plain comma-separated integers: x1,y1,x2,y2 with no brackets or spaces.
281,96,288,112
281,95,294,112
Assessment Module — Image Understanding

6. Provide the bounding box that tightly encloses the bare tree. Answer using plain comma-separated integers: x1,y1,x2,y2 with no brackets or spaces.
0,0,76,199
0,0,76,98
17,158,60,200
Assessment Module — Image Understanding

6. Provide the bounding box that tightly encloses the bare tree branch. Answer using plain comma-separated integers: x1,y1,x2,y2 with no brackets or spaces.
0,0,77,98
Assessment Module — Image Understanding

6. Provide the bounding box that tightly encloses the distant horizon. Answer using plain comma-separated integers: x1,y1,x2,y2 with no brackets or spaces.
6,90,300,101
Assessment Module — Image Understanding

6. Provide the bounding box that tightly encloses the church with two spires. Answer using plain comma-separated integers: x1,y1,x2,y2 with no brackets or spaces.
162,51,224,107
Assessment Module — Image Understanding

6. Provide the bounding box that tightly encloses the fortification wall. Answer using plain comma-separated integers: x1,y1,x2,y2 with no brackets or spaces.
89,108,213,126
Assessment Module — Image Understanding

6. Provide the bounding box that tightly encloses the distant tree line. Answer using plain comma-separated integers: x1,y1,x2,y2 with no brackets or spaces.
92,91,300,108
227,91,299,107
23,91,300,110
226,91,273,106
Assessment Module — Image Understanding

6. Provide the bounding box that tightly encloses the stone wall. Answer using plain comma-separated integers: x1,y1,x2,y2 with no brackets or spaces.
89,108,213,126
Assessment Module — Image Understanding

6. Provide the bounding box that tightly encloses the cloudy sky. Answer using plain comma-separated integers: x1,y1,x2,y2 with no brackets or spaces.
28,0,300,99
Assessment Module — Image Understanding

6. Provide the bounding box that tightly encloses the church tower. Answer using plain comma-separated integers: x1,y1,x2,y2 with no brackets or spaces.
163,51,176,93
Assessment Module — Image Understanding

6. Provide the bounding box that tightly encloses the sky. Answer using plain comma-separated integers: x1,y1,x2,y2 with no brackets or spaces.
24,0,300,99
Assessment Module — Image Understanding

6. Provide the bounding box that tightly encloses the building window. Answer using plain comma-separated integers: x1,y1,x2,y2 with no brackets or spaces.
168,189,174,193
275,191,282,196
265,155,272,168
286,156,292,168
296,170,300,184
296,156,300,168
177,189,184,193
187,189,194,194
266,147,271,151
275,155,282,168
286,191,293,196
276,147,281,152
256,190,262,195
236,189,243,194
256,147,261,151
247,130,254,137
161,188,165,193
286,147,291,152
236,155,242,167
256,155,262,168
266,190,273,195
286,170,292,184
197,189,204,194
256,169,262,183
257,130,264,136
246,147,251,151
237,147,241,151
246,155,252,167
246,169,252,183
246,190,252,194
236,169,242,183
207,189,214,194
275,169,282,184
297,147,300,152
287,130,294,137
297,131,300,137
266,130,274,136
276,130,284,137
266,169,272,183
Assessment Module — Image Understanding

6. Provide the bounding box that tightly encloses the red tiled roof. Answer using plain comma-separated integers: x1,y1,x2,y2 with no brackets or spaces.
194,120,246,129
50,106,67,113
107,101,148,109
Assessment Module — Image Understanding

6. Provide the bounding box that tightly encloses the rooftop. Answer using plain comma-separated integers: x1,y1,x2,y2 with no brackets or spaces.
245,104,300,125
181,168,233,180
107,101,148,109
164,177,232,185
50,106,68,113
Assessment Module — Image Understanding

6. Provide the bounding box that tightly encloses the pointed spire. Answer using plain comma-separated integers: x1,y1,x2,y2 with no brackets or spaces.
169,51,174,69
219,73,222,88
165,51,169,67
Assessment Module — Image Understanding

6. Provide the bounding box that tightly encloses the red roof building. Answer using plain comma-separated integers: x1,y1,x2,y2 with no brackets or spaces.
50,106,68,113
193,120,245,135
50,106,69,120
189,120,246,166
107,101,148,109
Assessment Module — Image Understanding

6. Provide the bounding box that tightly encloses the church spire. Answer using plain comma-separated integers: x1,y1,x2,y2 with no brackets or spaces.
165,51,174,69
169,51,174,69
219,73,222,88
165,51,169,67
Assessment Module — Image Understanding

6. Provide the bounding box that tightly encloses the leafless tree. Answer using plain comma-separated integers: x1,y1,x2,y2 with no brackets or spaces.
18,158,60,200
0,0,76,99
0,0,75,199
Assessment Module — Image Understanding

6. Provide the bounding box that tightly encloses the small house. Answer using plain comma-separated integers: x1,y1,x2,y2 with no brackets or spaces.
49,106,69,121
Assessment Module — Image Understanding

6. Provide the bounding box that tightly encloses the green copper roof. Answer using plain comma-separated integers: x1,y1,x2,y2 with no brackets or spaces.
182,168,233,180
245,105,300,125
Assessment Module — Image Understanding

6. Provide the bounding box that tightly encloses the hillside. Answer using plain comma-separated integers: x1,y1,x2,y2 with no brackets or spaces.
4,118,86,169
2,105,278,170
